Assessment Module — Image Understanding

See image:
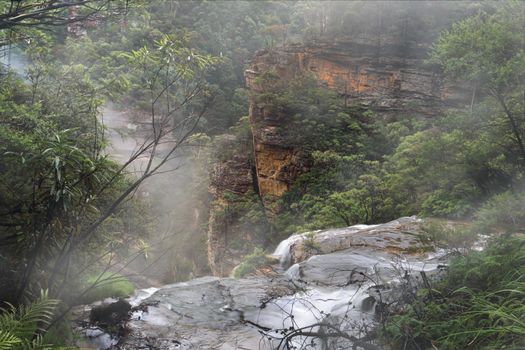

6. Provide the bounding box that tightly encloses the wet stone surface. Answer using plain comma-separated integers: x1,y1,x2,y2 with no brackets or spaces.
79,217,452,350
118,276,296,350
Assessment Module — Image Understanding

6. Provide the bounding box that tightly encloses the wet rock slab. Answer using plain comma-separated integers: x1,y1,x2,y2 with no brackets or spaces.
118,276,295,350
107,217,449,350
288,249,443,288
287,217,429,264
287,250,402,287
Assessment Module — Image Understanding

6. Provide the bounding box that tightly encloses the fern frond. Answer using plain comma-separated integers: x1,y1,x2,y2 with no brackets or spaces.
0,330,22,350
0,290,60,348
15,292,59,338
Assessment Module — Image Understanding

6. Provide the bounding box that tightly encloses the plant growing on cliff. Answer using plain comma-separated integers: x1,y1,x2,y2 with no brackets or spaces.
233,247,270,278
260,74,366,155
213,190,271,256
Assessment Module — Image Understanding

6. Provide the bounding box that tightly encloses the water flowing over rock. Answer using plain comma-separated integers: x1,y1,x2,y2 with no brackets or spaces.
207,38,465,276
82,217,452,350
275,216,428,267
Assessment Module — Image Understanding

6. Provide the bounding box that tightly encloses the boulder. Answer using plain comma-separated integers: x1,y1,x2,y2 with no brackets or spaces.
89,298,132,328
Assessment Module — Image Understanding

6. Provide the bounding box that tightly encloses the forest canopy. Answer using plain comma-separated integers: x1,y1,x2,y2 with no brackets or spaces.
0,1,524,350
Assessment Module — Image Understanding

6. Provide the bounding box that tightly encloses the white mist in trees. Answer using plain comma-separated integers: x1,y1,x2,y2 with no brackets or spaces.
0,32,218,309
43,34,219,301
430,3,525,170
118,33,219,177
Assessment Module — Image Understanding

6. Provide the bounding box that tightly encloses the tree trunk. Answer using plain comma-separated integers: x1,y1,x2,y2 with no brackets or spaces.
494,92,525,171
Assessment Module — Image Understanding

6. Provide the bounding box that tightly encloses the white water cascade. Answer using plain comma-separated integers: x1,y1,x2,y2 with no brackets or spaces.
79,217,466,350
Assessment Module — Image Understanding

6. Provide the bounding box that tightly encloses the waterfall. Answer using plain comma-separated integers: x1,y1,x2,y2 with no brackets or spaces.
271,233,304,268
80,217,461,350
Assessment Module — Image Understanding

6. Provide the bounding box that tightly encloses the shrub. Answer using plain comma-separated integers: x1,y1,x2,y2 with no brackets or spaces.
382,236,525,350
473,190,525,233
233,247,270,278
81,272,134,304
302,232,321,251
418,220,477,251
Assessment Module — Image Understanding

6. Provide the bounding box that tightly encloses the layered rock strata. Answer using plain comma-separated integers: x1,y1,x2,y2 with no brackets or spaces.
207,135,255,275
245,41,461,198
208,39,463,276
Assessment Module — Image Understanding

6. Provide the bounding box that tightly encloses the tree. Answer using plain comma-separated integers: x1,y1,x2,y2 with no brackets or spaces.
430,3,525,170
0,32,217,308
0,1,129,31
43,33,217,301
384,128,481,217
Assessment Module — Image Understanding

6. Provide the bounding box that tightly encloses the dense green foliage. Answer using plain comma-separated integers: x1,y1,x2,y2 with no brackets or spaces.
473,190,525,232
257,74,366,154
206,4,525,284
243,3,525,238
0,1,524,349
80,273,134,304
233,247,270,278
0,291,62,350
0,0,217,304
383,186,525,349
383,235,525,350
0,66,139,302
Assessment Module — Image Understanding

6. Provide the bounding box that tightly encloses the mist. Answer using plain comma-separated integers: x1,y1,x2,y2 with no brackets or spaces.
0,1,523,349
101,104,210,284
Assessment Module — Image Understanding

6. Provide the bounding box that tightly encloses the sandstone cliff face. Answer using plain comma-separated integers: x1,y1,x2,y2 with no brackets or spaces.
207,135,256,275
245,40,461,198
208,39,462,276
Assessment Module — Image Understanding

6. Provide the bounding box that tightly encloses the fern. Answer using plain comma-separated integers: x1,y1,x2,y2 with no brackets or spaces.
0,331,21,350
0,291,65,350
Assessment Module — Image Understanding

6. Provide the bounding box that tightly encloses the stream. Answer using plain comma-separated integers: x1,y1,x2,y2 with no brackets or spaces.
79,217,459,350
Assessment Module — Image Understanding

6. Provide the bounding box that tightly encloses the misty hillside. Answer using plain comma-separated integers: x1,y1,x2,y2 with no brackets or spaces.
0,1,524,350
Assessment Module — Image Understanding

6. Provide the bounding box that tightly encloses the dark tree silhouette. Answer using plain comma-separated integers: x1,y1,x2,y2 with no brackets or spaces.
0,1,131,38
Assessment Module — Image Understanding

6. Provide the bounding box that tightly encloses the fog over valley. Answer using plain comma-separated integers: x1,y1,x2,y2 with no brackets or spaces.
0,1,523,349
